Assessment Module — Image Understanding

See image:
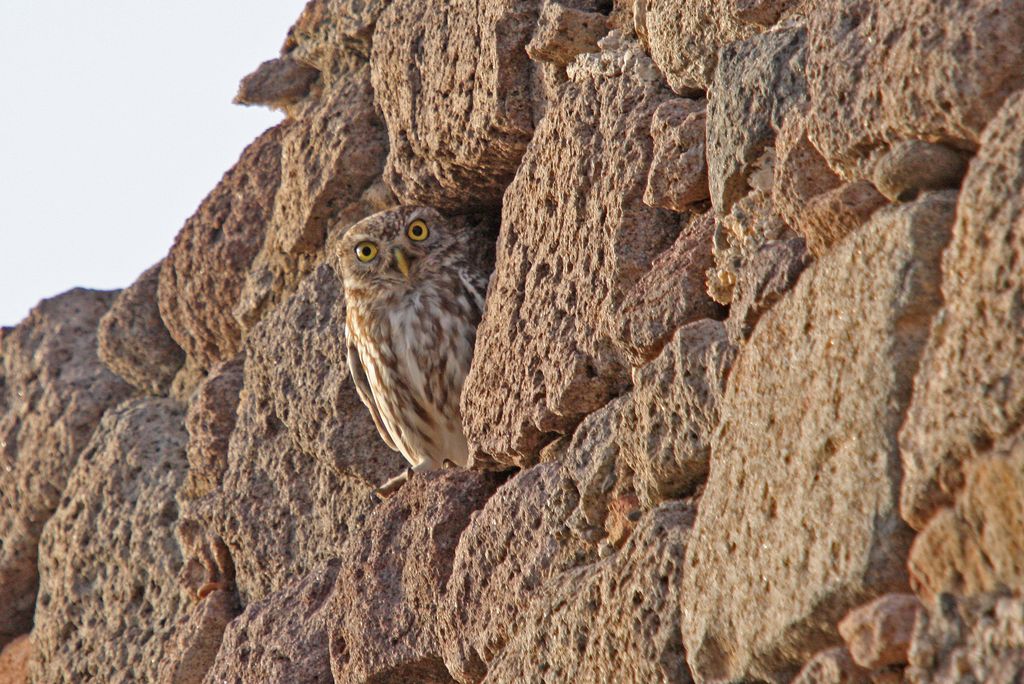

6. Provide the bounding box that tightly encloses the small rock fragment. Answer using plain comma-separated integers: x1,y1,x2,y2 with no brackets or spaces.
872,140,971,202
527,1,608,66
792,647,871,684
838,594,923,670
644,99,710,212
234,57,320,111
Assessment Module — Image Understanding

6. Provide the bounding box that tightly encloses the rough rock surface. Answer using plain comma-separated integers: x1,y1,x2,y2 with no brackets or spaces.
681,193,956,683
159,126,284,370
725,236,810,345
327,471,501,683
158,589,239,684
838,594,922,670
484,502,696,683
791,647,871,684
640,0,756,95
804,0,1024,178
439,463,593,682
0,635,31,684
0,289,133,648
30,398,189,684
908,437,1024,603
201,562,338,684
462,43,680,468
706,24,807,214
98,262,185,395
643,99,709,212
900,91,1024,530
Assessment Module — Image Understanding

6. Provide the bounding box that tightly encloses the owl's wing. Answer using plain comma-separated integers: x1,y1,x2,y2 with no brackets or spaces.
346,339,398,452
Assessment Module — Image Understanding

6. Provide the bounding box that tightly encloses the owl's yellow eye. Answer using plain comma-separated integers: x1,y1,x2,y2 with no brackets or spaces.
355,241,378,262
407,219,429,241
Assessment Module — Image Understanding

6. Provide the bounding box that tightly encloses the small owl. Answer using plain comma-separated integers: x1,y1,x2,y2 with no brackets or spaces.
336,206,490,494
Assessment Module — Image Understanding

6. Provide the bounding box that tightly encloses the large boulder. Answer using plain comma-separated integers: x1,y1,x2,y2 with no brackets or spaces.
681,192,956,682
0,289,133,647
462,41,681,468
29,398,189,683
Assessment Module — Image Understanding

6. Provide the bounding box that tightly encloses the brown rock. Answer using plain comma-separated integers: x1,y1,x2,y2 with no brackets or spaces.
30,398,189,684
372,0,580,211
158,590,239,684
773,108,843,226
283,0,390,76
182,356,244,500
614,213,724,366
872,140,971,203
462,42,679,468
899,91,1024,530
908,593,1024,684
643,99,710,212
639,0,756,95
725,237,810,345
483,502,696,683
804,0,1024,178
729,0,807,27
0,289,133,648
200,562,338,684
327,470,501,683
908,439,1024,603
681,193,956,682
158,126,284,370
439,463,593,682
706,25,808,214
527,1,608,66
182,266,400,603
798,181,888,256
234,57,320,110
839,594,923,669
792,647,872,684
98,262,185,395
0,635,30,684
617,319,735,506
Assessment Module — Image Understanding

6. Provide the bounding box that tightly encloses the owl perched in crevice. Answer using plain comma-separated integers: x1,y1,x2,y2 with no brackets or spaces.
335,206,494,495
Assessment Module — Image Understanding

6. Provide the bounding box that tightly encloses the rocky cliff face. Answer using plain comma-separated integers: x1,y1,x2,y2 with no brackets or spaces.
3,1,1024,682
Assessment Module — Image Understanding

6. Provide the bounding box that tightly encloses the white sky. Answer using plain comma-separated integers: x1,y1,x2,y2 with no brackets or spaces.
0,1,308,326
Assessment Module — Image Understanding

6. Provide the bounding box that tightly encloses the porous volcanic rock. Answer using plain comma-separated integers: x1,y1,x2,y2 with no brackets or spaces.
706,24,807,214
158,589,239,684
643,98,710,213
483,502,696,683
462,42,680,468
327,470,501,683
638,0,756,95
908,594,1024,684
526,1,608,67
838,594,922,670
899,91,1024,530
158,126,285,370
614,213,723,366
182,265,402,603
98,262,185,395
372,0,584,211
791,647,871,684
681,192,957,682
804,0,1024,178
725,236,810,345
0,289,133,648
181,356,245,500
234,56,320,110
439,463,593,682
30,398,189,684
200,562,338,684
908,435,1024,603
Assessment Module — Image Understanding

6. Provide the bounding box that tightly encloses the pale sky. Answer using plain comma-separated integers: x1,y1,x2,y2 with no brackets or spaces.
0,1,308,326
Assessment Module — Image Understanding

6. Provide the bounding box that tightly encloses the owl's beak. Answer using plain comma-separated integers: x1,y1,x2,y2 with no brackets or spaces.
392,247,412,279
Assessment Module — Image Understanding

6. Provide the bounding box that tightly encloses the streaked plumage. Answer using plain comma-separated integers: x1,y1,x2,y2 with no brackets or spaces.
336,206,489,482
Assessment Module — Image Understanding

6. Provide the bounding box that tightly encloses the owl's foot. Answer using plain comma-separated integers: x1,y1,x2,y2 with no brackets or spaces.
375,468,412,499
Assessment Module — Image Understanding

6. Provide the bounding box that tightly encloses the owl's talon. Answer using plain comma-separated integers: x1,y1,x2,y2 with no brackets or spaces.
196,580,229,600
375,468,413,499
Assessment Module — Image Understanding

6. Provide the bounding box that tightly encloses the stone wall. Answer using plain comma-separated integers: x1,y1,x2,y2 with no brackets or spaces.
2,1,1024,682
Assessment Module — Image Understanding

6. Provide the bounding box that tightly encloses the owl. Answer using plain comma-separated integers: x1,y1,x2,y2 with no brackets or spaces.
336,206,491,495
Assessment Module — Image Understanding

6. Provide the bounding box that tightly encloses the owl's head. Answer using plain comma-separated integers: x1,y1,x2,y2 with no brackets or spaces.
335,206,461,297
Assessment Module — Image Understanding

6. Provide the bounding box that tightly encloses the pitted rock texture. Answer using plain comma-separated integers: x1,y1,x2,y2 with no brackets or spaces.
706,24,807,214
30,398,189,684
639,0,756,95
159,126,284,370
439,463,593,682
804,0,1024,178
681,193,956,683
181,356,245,500
643,98,710,213
327,470,501,683
484,502,696,683
725,236,810,345
372,0,594,212
98,262,185,395
462,43,680,468
158,589,239,684
0,289,133,648
791,647,871,684
899,91,1024,530
200,562,338,684
838,594,922,670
